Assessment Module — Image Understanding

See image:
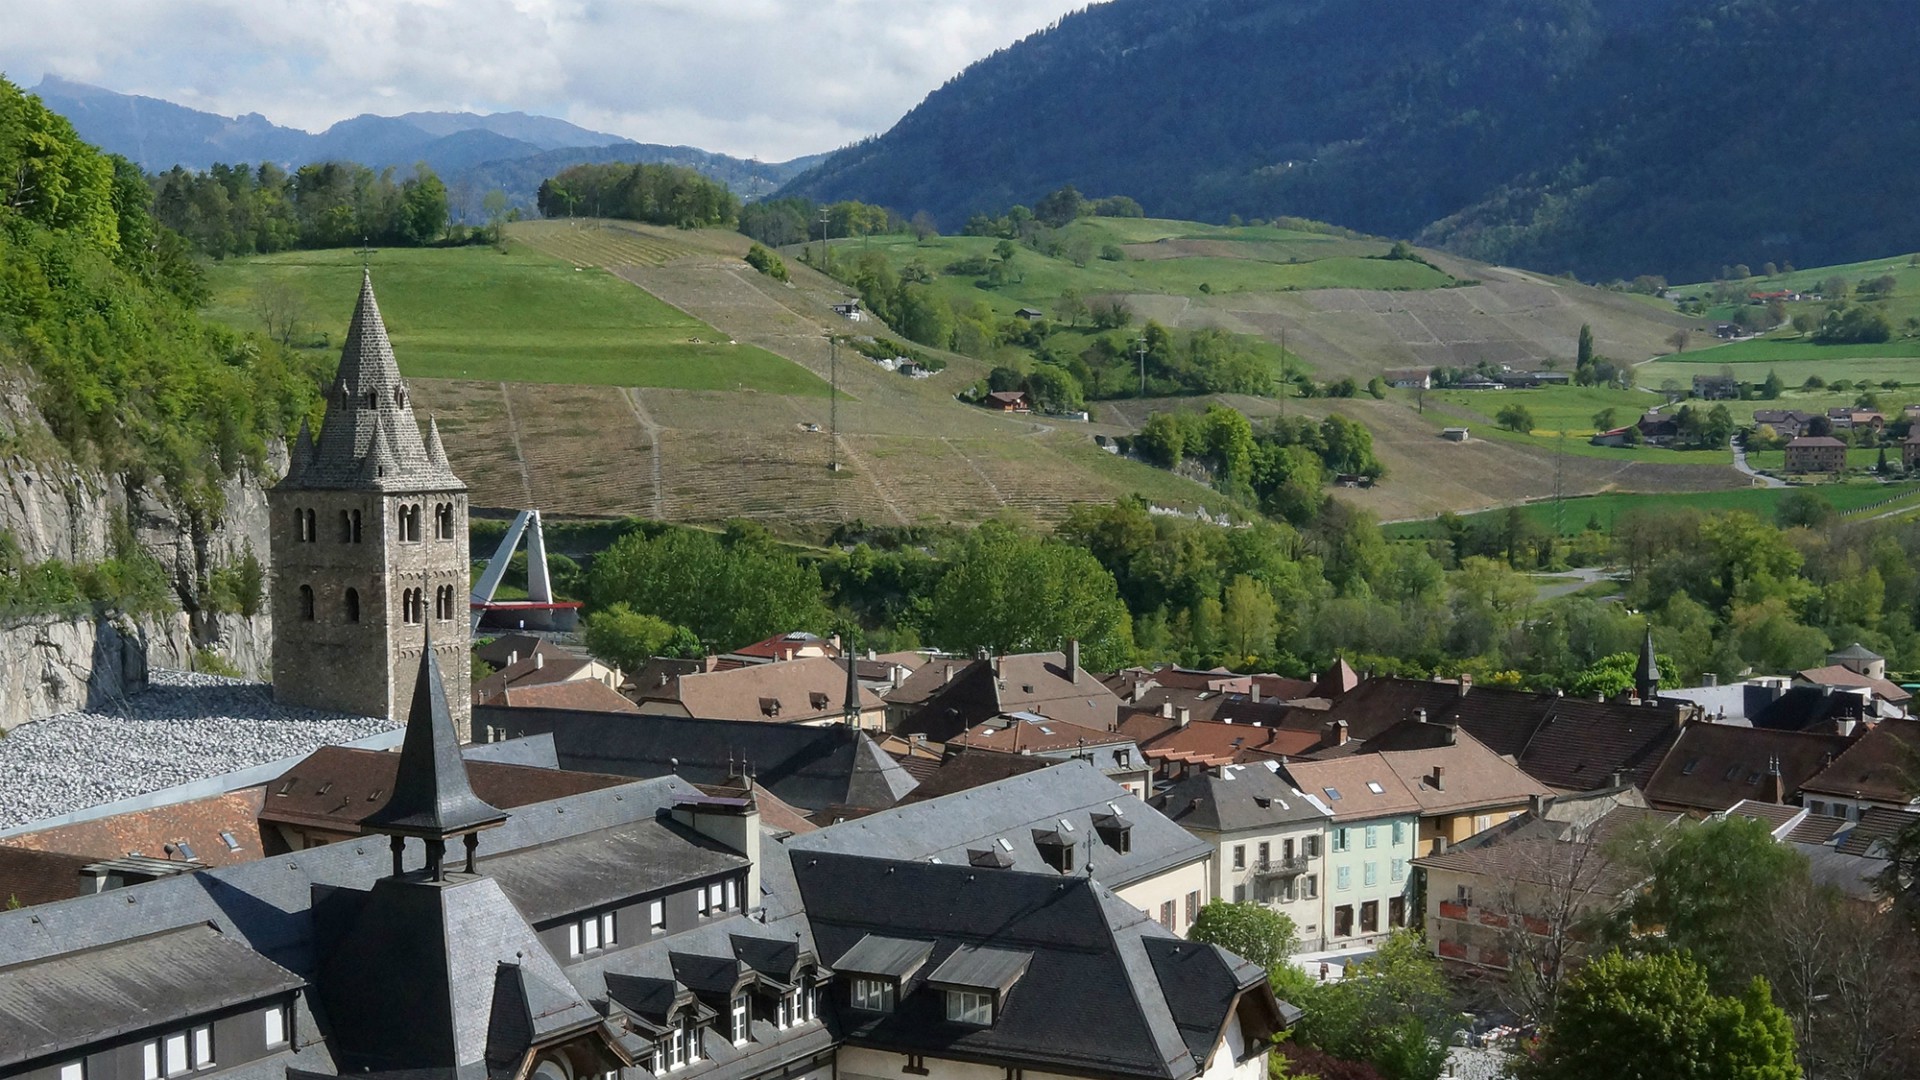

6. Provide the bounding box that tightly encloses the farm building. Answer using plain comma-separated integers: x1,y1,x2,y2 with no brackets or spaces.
1692,374,1739,400
1440,427,1470,442
1636,411,1679,445
1384,368,1431,390
1752,409,1817,439
1786,435,1849,473
1590,426,1634,448
1015,307,1045,320
831,300,863,321
984,390,1031,413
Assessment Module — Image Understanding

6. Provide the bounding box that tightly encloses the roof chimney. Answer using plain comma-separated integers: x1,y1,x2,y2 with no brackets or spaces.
533,653,544,670
1414,708,1428,725
1250,683,1261,704
1067,638,1081,682
1458,673,1472,698
1609,770,1625,788
1430,765,1445,790
1527,793,1549,817
1177,707,1191,728
507,651,519,667
944,664,954,685
1334,719,1350,746
1162,701,1175,719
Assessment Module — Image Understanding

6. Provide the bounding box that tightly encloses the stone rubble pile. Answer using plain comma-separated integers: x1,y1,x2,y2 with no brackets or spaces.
0,669,398,831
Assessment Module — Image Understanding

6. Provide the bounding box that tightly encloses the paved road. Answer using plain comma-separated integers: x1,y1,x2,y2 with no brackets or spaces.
1731,437,1787,487
1531,565,1617,602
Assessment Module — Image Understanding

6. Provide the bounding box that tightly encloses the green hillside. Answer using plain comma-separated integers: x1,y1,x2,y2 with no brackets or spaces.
783,0,1920,282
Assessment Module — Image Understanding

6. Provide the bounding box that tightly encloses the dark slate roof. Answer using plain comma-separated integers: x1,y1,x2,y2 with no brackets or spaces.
486,962,602,1073
791,851,1224,1080
0,924,302,1067
364,638,509,840
1152,763,1331,834
927,944,1031,993
281,271,461,492
1751,685,1875,732
789,760,1209,889
1644,724,1854,812
834,934,935,980
1143,937,1267,1067
1830,642,1883,662
259,745,626,832
899,752,1055,803
1801,718,1920,804
480,817,746,924
316,872,593,1072
463,733,561,770
475,705,918,812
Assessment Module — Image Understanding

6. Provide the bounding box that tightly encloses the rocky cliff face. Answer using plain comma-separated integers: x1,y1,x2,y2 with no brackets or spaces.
0,387,279,729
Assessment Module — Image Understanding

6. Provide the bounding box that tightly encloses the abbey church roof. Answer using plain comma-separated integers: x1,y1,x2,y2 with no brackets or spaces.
281,271,463,492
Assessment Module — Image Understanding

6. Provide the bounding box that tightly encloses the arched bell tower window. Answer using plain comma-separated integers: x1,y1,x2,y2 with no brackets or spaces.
396,386,408,409
344,588,361,623
435,503,455,540
299,585,315,621
366,389,380,409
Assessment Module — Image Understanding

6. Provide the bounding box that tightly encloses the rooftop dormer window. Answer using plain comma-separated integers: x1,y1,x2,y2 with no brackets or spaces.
1033,829,1075,872
851,977,895,1012
928,944,1029,1029
945,989,994,1025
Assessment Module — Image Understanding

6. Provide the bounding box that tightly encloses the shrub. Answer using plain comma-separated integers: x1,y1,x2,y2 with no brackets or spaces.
744,243,788,281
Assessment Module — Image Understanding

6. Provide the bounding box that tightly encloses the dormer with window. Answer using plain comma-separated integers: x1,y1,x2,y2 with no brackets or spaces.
833,933,934,1014
1033,819,1078,873
927,944,1031,1028
1092,811,1132,854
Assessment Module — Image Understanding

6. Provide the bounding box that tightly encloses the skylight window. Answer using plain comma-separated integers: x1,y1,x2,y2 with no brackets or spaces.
997,838,1014,852
1324,787,1342,801
219,832,240,851
1059,819,1075,832
1366,781,1385,795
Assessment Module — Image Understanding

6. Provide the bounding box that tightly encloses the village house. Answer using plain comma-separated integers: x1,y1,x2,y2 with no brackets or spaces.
983,391,1031,413
1153,763,1332,945
1383,368,1431,390
1275,757,1420,949
1798,642,1911,710
945,715,1152,797
1826,407,1886,433
1905,427,1920,468
1356,719,1556,855
1640,723,1856,815
1635,410,1679,445
636,656,887,729
1691,374,1740,400
0,648,1283,1080
1799,718,1920,819
1785,435,1849,473
1751,409,1818,439
885,646,1119,742
787,759,1216,935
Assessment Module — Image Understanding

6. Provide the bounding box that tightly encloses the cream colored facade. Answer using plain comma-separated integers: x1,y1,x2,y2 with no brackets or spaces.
1191,824,1328,947
1114,855,1215,936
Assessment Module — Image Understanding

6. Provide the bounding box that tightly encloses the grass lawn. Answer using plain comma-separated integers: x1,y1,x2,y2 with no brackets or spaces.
1418,395,1731,464
1676,336,1920,365
1384,482,1920,539
1744,447,1894,472
205,245,832,395
1429,386,1656,434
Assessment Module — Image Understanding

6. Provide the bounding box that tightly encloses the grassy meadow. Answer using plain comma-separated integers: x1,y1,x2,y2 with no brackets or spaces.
1384,481,1920,539
204,244,832,395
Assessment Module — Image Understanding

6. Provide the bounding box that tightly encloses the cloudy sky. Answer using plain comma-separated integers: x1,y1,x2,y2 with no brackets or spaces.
3,0,1090,161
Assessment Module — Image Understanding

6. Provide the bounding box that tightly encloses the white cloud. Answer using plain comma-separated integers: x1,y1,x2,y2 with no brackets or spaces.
0,0,1088,160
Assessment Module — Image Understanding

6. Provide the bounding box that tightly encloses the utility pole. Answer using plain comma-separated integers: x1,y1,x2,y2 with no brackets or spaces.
1135,335,1148,398
819,208,831,273
1279,328,1288,419
1553,432,1567,540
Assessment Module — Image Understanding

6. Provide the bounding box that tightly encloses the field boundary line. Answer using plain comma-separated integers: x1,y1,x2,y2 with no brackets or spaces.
498,382,534,507
624,388,666,518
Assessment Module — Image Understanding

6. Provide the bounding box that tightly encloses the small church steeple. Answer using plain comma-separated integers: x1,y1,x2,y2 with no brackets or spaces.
843,651,862,729
1636,624,1661,704
363,627,507,880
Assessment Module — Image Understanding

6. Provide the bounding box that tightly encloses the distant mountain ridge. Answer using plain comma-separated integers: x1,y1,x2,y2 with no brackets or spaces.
31,76,823,213
780,0,1920,282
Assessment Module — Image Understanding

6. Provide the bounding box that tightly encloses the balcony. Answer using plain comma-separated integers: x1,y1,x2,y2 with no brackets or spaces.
1251,856,1309,879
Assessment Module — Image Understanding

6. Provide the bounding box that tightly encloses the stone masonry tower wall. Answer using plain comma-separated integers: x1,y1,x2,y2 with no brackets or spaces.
269,272,472,739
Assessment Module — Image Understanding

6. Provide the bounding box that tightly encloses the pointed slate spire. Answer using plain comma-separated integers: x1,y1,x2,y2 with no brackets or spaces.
1636,624,1661,704
362,625,507,878
285,417,315,483
424,415,450,475
359,417,398,484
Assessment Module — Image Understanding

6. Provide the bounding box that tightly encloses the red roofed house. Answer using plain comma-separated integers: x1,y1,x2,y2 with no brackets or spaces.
984,390,1031,413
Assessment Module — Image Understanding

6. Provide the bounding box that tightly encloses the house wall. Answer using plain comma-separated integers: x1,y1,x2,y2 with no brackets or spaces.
536,869,749,966
1207,824,1327,947
1421,862,1618,974
1418,804,1529,856
1320,814,1417,950
9,995,296,1080
1114,857,1213,937
835,1016,1268,1080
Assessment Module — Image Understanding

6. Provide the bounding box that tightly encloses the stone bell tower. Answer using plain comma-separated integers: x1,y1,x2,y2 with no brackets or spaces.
269,271,473,738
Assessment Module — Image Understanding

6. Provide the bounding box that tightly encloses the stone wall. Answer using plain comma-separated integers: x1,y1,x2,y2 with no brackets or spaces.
0,383,280,726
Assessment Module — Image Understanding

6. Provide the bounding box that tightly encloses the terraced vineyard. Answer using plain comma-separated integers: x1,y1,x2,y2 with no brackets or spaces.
511,219,704,268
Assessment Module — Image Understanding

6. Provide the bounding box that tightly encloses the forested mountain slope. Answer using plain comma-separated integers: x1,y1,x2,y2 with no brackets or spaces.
782,0,1920,282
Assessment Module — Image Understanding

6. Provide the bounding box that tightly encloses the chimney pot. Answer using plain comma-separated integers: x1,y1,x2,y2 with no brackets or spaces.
1335,719,1350,746
1162,701,1174,719
1067,639,1081,683
1415,708,1428,725
1458,674,1472,698
1431,765,1445,790
1177,707,1191,727
1250,683,1261,704
534,653,544,670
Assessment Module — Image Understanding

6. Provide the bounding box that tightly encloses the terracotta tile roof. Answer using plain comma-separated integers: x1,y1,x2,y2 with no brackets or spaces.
1373,730,1555,815
873,650,928,672
1835,806,1912,858
256,746,630,831
0,790,266,867
1319,678,1471,743
1278,757,1421,821
1312,659,1359,699
0,848,96,908
648,656,883,724
1797,665,1912,705
495,679,640,713
1644,724,1856,812
693,782,817,837
1413,803,1682,893
897,752,1057,803
1135,719,1322,767
731,631,839,660
1800,718,1920,805
950,716,1130,754
473,633,552,670
472,649,595,703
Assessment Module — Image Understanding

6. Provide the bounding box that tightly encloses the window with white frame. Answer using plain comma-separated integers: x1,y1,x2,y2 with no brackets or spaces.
852,977,895,1012
778,987,800,1029
265,1002,289,1047
730,993,750,1045
725,878,739,911
1365,825,1378,849
701,881,732,916
569,911,617,956
684,1018,702,1063
668,1027,686,1070
649,899,666,932
1336,866,1351,891
946,989,994,1025
1473,813,1493,833
1391,820,1406,845
1363,861,1377,887
1391,857,1406,882
1331,828,1349,853
143,1025,214,1079
1303,874,1318,899
59,1062,83,1080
